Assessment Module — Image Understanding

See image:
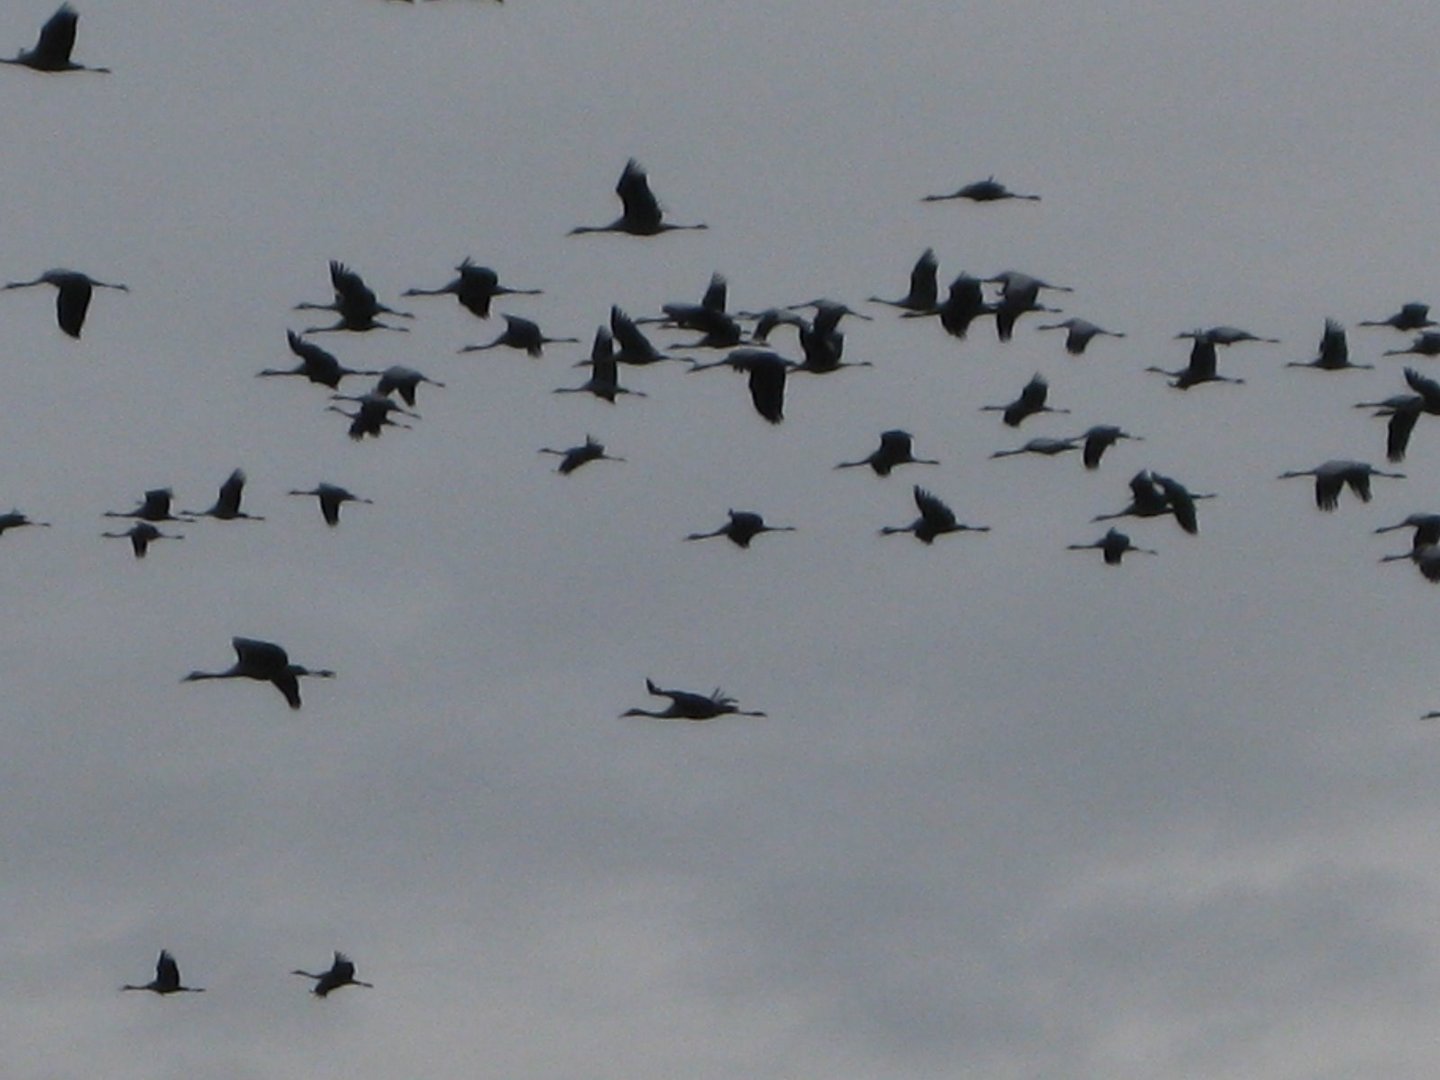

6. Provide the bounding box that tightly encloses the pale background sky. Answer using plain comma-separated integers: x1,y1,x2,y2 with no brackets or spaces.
4,2,1440,1078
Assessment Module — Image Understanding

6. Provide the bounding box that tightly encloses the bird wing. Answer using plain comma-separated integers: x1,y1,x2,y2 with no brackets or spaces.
232,637,288,673
330,261,378,312
156,951,180,991
34,5,78,65
55,279,92,338
215,470,245,516
913,486,957,530
615,159,662,231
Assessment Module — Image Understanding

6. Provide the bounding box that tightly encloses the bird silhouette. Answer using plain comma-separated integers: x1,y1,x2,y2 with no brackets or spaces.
1146,335,1244,389
684,510,795,548
460,314,578,358
569,159,707,236
1375,513,1440,551
185,469,263,521
1067,527,1157,565
609,306,672,365
183,637,334,710
881,485,990,543
295,261,413,333
688,348,791,423
1355,390,1425,463
292,952,372,996
981,374,1069,427
1278,460,1405,511
1081,425,1142,469
1383,331,1440,358
621,678,766,720
1380,543,1440,583
104,488,193,524
990,436,1080,459
259,332,379,388
372,365,446,408
1,5,108,73
102,521,182,558
985,272,1068,341
555,329,645,402
1359,303,1434,331
402,258,541,319
288,483,372,527
921,176,1039,202
326,393,417,440
1176,326,1278,346
1036,317,1126,355
900,273,992,340
1285,319,1369,371
1094,471,1212,533
122,950,202,994
4,269,127,338
0,511,50,536
870,249,939,312
539,435,623,474
836,429,939,475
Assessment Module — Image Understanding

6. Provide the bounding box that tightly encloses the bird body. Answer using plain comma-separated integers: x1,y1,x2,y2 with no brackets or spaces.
922,176,1039,202
0,511,50,535
569,159,706,236
104,488,192,524
1147,336,1243,389
259,332,378,388
373,365,445,407
1037,317,1125,355
1095,471,1212,533
836,429,938,475
870,249,939,312
555,328,644,402
461,314,577,358
184,637,334,710
1067,527,1157,565
186,469,262,521
402,258,540,319
1081,425,1141,469
622,678,765,720
1359,303,1433,331
102,521,181,558
1286,319,1368,371
990,436,1079,459
1278,459,1405,511
881,485,989,543
289,484,372,526
981,374,1069,427
122,950,202,994
4,269,127,338
296,261,412,333
539,435,623,474
1384,331,1440,358
685,510,795,548
292,952,372,996
689,348,791,423
2,5,108,73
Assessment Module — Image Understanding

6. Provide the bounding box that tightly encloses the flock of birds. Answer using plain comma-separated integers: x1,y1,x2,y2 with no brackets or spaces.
10,1,1440,1012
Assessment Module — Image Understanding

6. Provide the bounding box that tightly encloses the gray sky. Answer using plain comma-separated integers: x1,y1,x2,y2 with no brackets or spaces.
5,2,1440,1077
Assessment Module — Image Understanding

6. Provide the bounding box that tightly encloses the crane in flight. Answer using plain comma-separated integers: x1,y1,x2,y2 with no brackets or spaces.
1277,460,1405,511
292,952,373,996
122,950,203,994
185,469,263,521
403,258,540,319
259,332,379,389
4,269,127,338
539,435,623,474
684,510,795,548
881,486,990,544
295,261,413,333
288,483,373,526
183,637,334,710
836,430,939,475
569,159,707,236
0,511,50,536
922,176,1039,203
102,521,182,558
1,5,109,73
622,678,766,720
1067,527,1157,565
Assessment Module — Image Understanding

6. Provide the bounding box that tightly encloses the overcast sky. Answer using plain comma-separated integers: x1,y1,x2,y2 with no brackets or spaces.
5,2,1440,1078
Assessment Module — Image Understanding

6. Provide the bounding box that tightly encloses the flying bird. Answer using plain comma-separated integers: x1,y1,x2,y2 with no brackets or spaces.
185,469,263,521
1146,335,1244,389
870,248,939,312
259,332,379,388
372,365,445,408
569,159,707,236
990,436,1080,460
1176,326,1278,346
1375,513,1440,551
621,678,766,720
684,510,795,548
1,5,109,73
4,269,127,338
1094,471,1213,533
1358,303,1434,331
288,483,372,527
0,511,50,536
609,306,672,365
102,521,182,558
554,329,645,402
121,950,202,994
1380,543,1440,584
1067,527,1157,565
183,637,334,710
1036,317,1126,355
881,485,990,544
326,393,416,440
835,429,939,476
104,489,192,524
1278,459,1405,511
689,348,791,423
539,435,623,474
292,952,372,997
981,374,1069,427
402,258,541,319
460,314,578,358
1383,331,1440,358
1081,425,1142,470
985,272,1068,341
295,261,413,333
921,176,1040,202
1285,319,1369,371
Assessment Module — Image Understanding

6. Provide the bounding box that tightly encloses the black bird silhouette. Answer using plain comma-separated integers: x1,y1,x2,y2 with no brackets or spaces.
1380,543,1440,583
402,258,541,319
1080,425,1142,470
1285,319,1369,371
4,269,127,338
881,485,990,543
296,261,413,333
981,374,1069,427
836,429,939,476
1384,331,1440,358
1375,513,1440,551
1,5,108,73
990,436,1080,460
327,393,417,440
621,678,766,720
986,272,1068,341
870,249,939,312
900,273,992,340
555,329,645,402
373,365,446,407
1358,303,1434,331
460,314,578,358
609,306,672,365
922,176,1039,203
1176,326,1278,346
292,952,372,997
1067,527,1157,565
185,469,263,521
183,637,334,710
539,435,623,475
122,951,202,994
1278,460,1405,511
0,511,50,536
288,483,372,527
569,159,707,236
104,488,193,524
102,521,182,559
1146,335,1244,389
259,332,379,388
1094,471,1213,533
689,348,791,423
1036,317,1126,355
684,510,795,548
